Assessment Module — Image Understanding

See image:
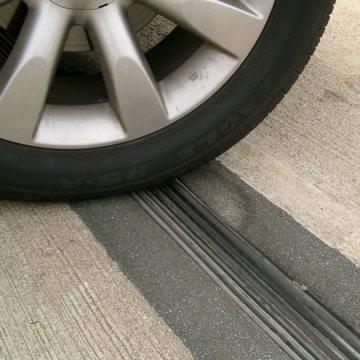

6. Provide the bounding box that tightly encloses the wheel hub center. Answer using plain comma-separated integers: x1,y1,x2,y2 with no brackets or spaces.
50,0,116,10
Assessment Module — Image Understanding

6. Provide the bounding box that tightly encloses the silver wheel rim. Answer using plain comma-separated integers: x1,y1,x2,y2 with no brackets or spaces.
0,0,274,149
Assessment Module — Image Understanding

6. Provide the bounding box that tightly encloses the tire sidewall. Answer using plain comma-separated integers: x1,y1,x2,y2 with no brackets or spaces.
0,0,330,199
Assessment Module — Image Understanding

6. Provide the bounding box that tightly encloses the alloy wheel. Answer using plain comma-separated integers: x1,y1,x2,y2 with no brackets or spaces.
0,0,274,148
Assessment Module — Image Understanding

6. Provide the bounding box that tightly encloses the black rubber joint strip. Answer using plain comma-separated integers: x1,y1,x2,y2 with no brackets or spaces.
133,180,360,360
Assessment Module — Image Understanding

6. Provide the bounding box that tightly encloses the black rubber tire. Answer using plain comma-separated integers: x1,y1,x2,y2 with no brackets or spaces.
0,0,336,200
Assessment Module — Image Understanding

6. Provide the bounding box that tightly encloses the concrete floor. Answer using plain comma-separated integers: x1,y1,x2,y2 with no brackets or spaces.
0,0,359,358
0,202,192,359
220,0,360,265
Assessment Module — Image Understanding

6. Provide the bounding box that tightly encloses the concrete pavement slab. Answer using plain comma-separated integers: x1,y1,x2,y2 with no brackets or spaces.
219,0,360,265
0,201,192,359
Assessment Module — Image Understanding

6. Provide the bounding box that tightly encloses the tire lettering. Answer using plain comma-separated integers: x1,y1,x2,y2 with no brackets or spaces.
59,177,84,190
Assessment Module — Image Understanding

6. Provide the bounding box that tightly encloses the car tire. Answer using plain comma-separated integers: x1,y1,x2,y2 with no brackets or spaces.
0,0,335,200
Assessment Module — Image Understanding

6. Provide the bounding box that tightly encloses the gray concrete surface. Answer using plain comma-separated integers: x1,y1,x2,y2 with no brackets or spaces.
0,201,192,359
219,0,360,265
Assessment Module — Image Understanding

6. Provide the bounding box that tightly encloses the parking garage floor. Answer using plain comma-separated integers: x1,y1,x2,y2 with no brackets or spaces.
0,0,359,358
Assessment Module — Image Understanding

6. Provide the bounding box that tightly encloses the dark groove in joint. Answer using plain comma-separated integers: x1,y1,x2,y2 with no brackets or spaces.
133,180,360,360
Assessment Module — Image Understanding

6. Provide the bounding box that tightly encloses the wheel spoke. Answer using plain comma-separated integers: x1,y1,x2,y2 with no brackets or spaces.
136,0,274,58
86,3,169,138
0,1,21,30
0,1,72,144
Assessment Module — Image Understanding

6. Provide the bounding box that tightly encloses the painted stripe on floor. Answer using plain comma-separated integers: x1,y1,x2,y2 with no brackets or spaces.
219,0,360,265
0,201,192,360
72,195,290,360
